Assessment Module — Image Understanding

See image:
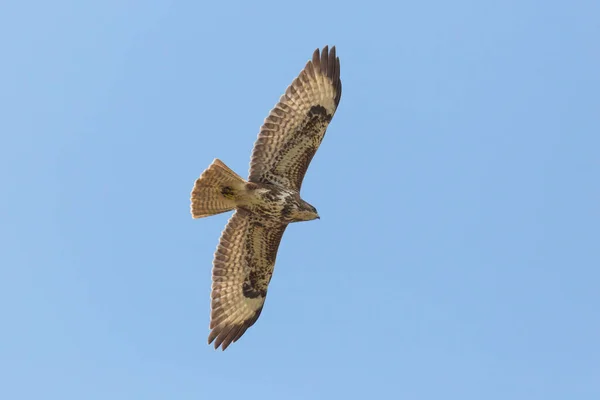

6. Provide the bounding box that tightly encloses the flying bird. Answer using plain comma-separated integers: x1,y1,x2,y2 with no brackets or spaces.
190,46,342,350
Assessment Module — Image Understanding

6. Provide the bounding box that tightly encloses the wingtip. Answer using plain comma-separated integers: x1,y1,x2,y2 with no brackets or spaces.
312,45,341,106
207,324,242,351
312,47,320,62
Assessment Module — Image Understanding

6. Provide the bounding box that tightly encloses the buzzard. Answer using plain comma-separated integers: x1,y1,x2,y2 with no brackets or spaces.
190,46,342,350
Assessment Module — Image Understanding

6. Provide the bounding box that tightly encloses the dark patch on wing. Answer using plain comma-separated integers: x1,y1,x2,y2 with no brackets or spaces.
242,281,263,299
308,105,332,120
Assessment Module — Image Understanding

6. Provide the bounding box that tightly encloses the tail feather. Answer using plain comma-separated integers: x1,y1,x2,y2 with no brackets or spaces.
190,159,246,219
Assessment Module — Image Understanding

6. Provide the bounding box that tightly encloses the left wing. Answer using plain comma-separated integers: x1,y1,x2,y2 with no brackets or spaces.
208,209,287,350
248,46,342,191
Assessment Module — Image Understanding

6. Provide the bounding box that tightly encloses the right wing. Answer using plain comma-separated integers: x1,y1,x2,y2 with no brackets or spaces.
248,46,342,191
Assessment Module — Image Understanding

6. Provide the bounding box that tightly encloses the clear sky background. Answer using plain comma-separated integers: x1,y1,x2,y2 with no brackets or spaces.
1,1,599,399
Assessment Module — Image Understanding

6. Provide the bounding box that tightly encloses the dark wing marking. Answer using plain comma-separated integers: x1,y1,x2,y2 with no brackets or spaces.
248,46,342,191
208,209,287,350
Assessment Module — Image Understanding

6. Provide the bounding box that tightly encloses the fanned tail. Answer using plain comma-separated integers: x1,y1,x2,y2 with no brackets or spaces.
190,159,246,219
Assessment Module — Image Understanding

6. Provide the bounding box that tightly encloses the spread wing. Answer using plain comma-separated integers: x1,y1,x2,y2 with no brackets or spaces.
208,209,287,350
248,46,342,191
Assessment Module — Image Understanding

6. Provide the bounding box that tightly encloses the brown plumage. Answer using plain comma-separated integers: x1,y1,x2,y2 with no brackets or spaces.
190,46,342,350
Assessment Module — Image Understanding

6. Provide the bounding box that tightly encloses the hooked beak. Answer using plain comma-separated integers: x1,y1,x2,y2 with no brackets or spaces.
316,215,320,220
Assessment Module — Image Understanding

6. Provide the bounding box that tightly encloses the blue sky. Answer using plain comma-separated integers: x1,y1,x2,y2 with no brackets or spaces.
2,0,599,398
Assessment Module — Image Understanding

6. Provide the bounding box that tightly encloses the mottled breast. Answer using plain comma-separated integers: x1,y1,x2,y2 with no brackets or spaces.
240,182,300,223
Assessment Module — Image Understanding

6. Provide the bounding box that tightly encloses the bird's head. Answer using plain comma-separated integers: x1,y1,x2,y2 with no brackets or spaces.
292,200,320,222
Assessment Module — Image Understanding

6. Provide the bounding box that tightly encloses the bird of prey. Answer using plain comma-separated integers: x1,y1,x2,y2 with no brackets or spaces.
190,46,342,350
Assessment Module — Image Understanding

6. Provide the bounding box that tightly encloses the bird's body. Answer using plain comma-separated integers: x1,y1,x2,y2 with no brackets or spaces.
190,46,342,350
230,181,318,224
